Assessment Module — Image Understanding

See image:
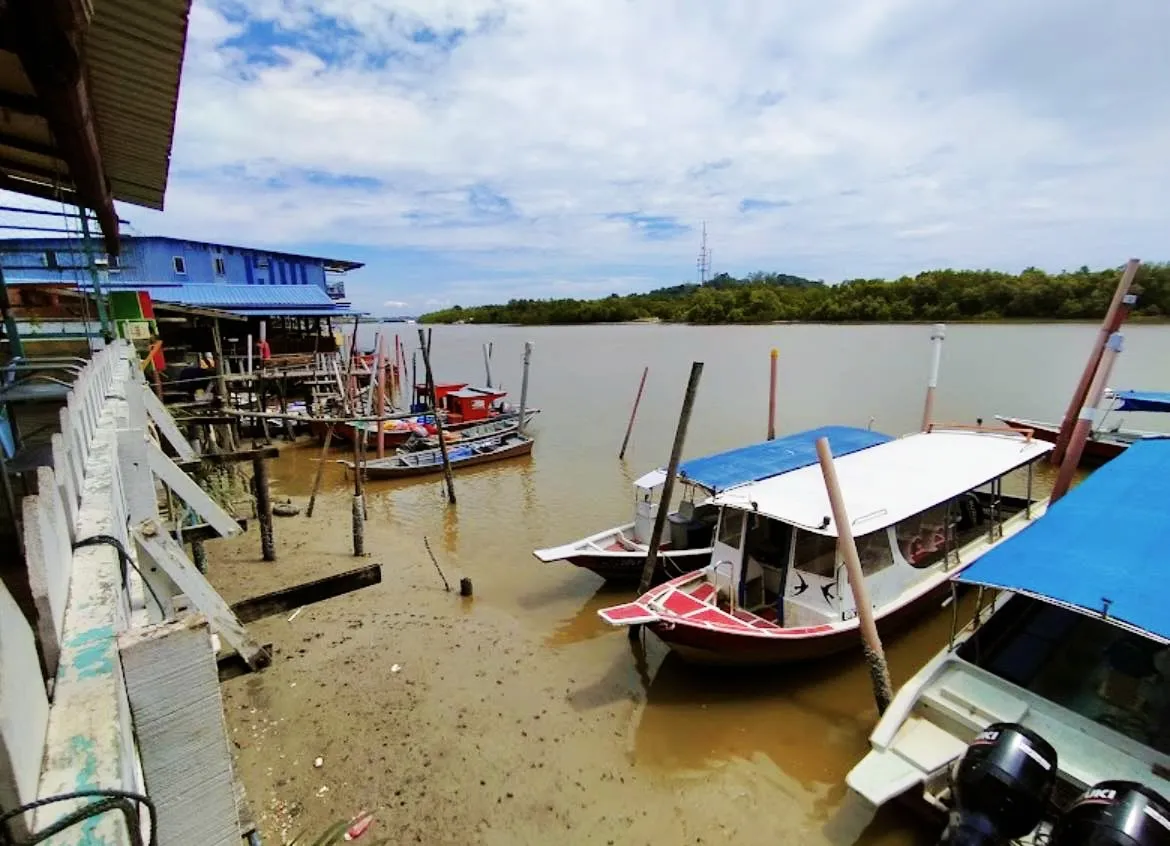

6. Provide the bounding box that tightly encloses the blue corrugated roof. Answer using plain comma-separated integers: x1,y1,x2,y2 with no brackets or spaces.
678,425,894,493
139,283,344,310
958,437,1170,642
1113,389,1170,413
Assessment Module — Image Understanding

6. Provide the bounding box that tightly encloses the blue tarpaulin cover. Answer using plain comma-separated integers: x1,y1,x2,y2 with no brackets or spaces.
958,437,1170,642
677,425,893,494
1113,390,1170,413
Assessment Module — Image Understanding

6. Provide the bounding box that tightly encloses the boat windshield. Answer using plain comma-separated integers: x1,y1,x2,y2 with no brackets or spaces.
959,594,1170,756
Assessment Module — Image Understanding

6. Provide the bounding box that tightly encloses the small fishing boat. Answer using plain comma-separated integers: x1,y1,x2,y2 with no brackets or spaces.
598,428,1052,665
533,426,893,584
847,436,1170,825
343,432,534,479
997,388,1170,464
401,409,540,451
331,384,523,448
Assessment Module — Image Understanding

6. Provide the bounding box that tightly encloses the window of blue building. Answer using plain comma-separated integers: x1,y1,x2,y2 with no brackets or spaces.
173,256,187,274
214,256,226,276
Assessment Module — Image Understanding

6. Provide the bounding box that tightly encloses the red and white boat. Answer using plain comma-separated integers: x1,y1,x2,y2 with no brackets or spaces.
533,426,893,584
598,429,1053,665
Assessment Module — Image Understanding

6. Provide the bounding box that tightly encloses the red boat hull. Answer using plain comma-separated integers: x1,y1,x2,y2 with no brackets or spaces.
649,581,951,666
999,417,1126,463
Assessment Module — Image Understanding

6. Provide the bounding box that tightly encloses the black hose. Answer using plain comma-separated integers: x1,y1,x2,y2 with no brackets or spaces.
0,788,157,846
73,534,165,617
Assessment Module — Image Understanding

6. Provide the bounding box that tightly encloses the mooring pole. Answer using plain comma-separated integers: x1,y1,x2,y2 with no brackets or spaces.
418,328,456,504
1051,332,1125,502
815,437,892,713
920,323,946,432
483,342,494,389
767,348,778,440
1052,259,1139,464
305,424,335,518
517,341,533,435
374,335,387,459
632,362,704,635
253,456,276,561
619,366,649,460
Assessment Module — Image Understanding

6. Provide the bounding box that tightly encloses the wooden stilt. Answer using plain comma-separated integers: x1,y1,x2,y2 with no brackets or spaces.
767,348,778,440
417,328,456,504
305,424,334,519
252,456,275,562
619,366,648,460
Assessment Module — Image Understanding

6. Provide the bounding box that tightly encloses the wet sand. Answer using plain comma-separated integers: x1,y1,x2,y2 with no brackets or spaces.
209,443,950,846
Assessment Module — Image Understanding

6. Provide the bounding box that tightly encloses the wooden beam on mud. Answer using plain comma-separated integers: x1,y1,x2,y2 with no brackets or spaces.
229,564,383,624
176,445,280,471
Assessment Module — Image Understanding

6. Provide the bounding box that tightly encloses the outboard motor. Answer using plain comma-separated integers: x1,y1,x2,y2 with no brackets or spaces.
940,723,1058,845
1050,781,1170,846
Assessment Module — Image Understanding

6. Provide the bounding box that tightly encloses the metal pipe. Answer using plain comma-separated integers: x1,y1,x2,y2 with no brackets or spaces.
1051,331,1125,501
815,436,893,714
920,323,946,431
767,348,778,440
1051,260,1139,464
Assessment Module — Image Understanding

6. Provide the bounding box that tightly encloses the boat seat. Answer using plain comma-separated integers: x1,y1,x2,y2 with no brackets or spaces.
613,531,641,552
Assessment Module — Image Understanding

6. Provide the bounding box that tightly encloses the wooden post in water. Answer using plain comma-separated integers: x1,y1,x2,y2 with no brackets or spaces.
619,366,649,460
418,328,456,504
517,341,533,435
1052,259,1140,464
209,318,237,451
815,437,893,713
1051,331,1124,502
305,424,334,518
920,324,946,431
483,342,494,388
767,348,778,440
253,456,276,561
633,362,704,617
374,336,386,459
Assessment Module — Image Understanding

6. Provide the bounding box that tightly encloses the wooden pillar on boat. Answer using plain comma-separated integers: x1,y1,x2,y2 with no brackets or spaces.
1052,259,1139,464
518,341,533,435
920,324,946,432
483,342,494,389
767,348,778,440
376,336,387,459
418,328,456,504
1051,332,1124,502
633,361,704,618
619,366,649,460
815,437,893,714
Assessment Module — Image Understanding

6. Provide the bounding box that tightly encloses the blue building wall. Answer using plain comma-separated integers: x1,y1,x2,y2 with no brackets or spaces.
0,236,337,295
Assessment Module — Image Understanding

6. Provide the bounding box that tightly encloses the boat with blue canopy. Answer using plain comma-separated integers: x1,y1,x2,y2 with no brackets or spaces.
847,436,1170,830
998,387,1170,465
533,425,892,583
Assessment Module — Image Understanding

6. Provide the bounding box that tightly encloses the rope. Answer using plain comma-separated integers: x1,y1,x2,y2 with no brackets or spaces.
0,788,157,846
73,534,165,617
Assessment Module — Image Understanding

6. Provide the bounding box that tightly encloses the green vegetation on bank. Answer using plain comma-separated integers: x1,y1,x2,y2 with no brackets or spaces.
419,265,1170,325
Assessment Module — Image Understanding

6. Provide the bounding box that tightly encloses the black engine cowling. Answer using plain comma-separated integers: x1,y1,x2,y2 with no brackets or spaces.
1050,781,1170,846
941,722,1058,845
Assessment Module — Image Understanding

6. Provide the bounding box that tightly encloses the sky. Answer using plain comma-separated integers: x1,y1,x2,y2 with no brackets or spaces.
5,0,1170,314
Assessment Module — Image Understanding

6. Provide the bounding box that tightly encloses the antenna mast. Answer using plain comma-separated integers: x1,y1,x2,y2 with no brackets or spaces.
697,221,710,284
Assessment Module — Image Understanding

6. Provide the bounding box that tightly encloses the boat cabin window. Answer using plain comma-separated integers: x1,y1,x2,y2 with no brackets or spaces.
717,510,745,550
856,529,895,575
793,530,837,578
896,501,953,569
959,595,1170,756
745,514,791,568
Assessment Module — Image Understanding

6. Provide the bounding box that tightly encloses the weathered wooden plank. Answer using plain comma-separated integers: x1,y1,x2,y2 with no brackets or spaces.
119,616,240,846
133,522,269,670
145,441,242,538
0,578,49,843
231,564,383,623
176,445,280,470
141,383,197,460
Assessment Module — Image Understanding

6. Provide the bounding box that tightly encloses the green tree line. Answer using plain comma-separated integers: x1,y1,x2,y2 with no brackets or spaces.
419,265,1170,325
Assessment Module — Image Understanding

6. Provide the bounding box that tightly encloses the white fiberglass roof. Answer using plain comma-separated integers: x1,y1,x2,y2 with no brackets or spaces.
711,429,1052,537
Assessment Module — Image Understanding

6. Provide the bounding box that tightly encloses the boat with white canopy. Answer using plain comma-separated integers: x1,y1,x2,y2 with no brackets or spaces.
598,428,1052,664
532,425,892,583
847,436,1170,829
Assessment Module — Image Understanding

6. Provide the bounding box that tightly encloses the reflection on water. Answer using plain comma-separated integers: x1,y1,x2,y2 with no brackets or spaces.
271,323,1170,845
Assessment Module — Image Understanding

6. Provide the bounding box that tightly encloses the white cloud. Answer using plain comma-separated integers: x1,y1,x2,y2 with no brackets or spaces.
117,0,1170,305
382,299,409,308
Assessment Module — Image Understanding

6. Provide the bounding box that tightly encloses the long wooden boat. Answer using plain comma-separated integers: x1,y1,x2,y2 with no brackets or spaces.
847,436,1170,831
403,410,540,451
532,426,893,585
598,429,1053,665
997,388,1170,465
343,432,534,479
